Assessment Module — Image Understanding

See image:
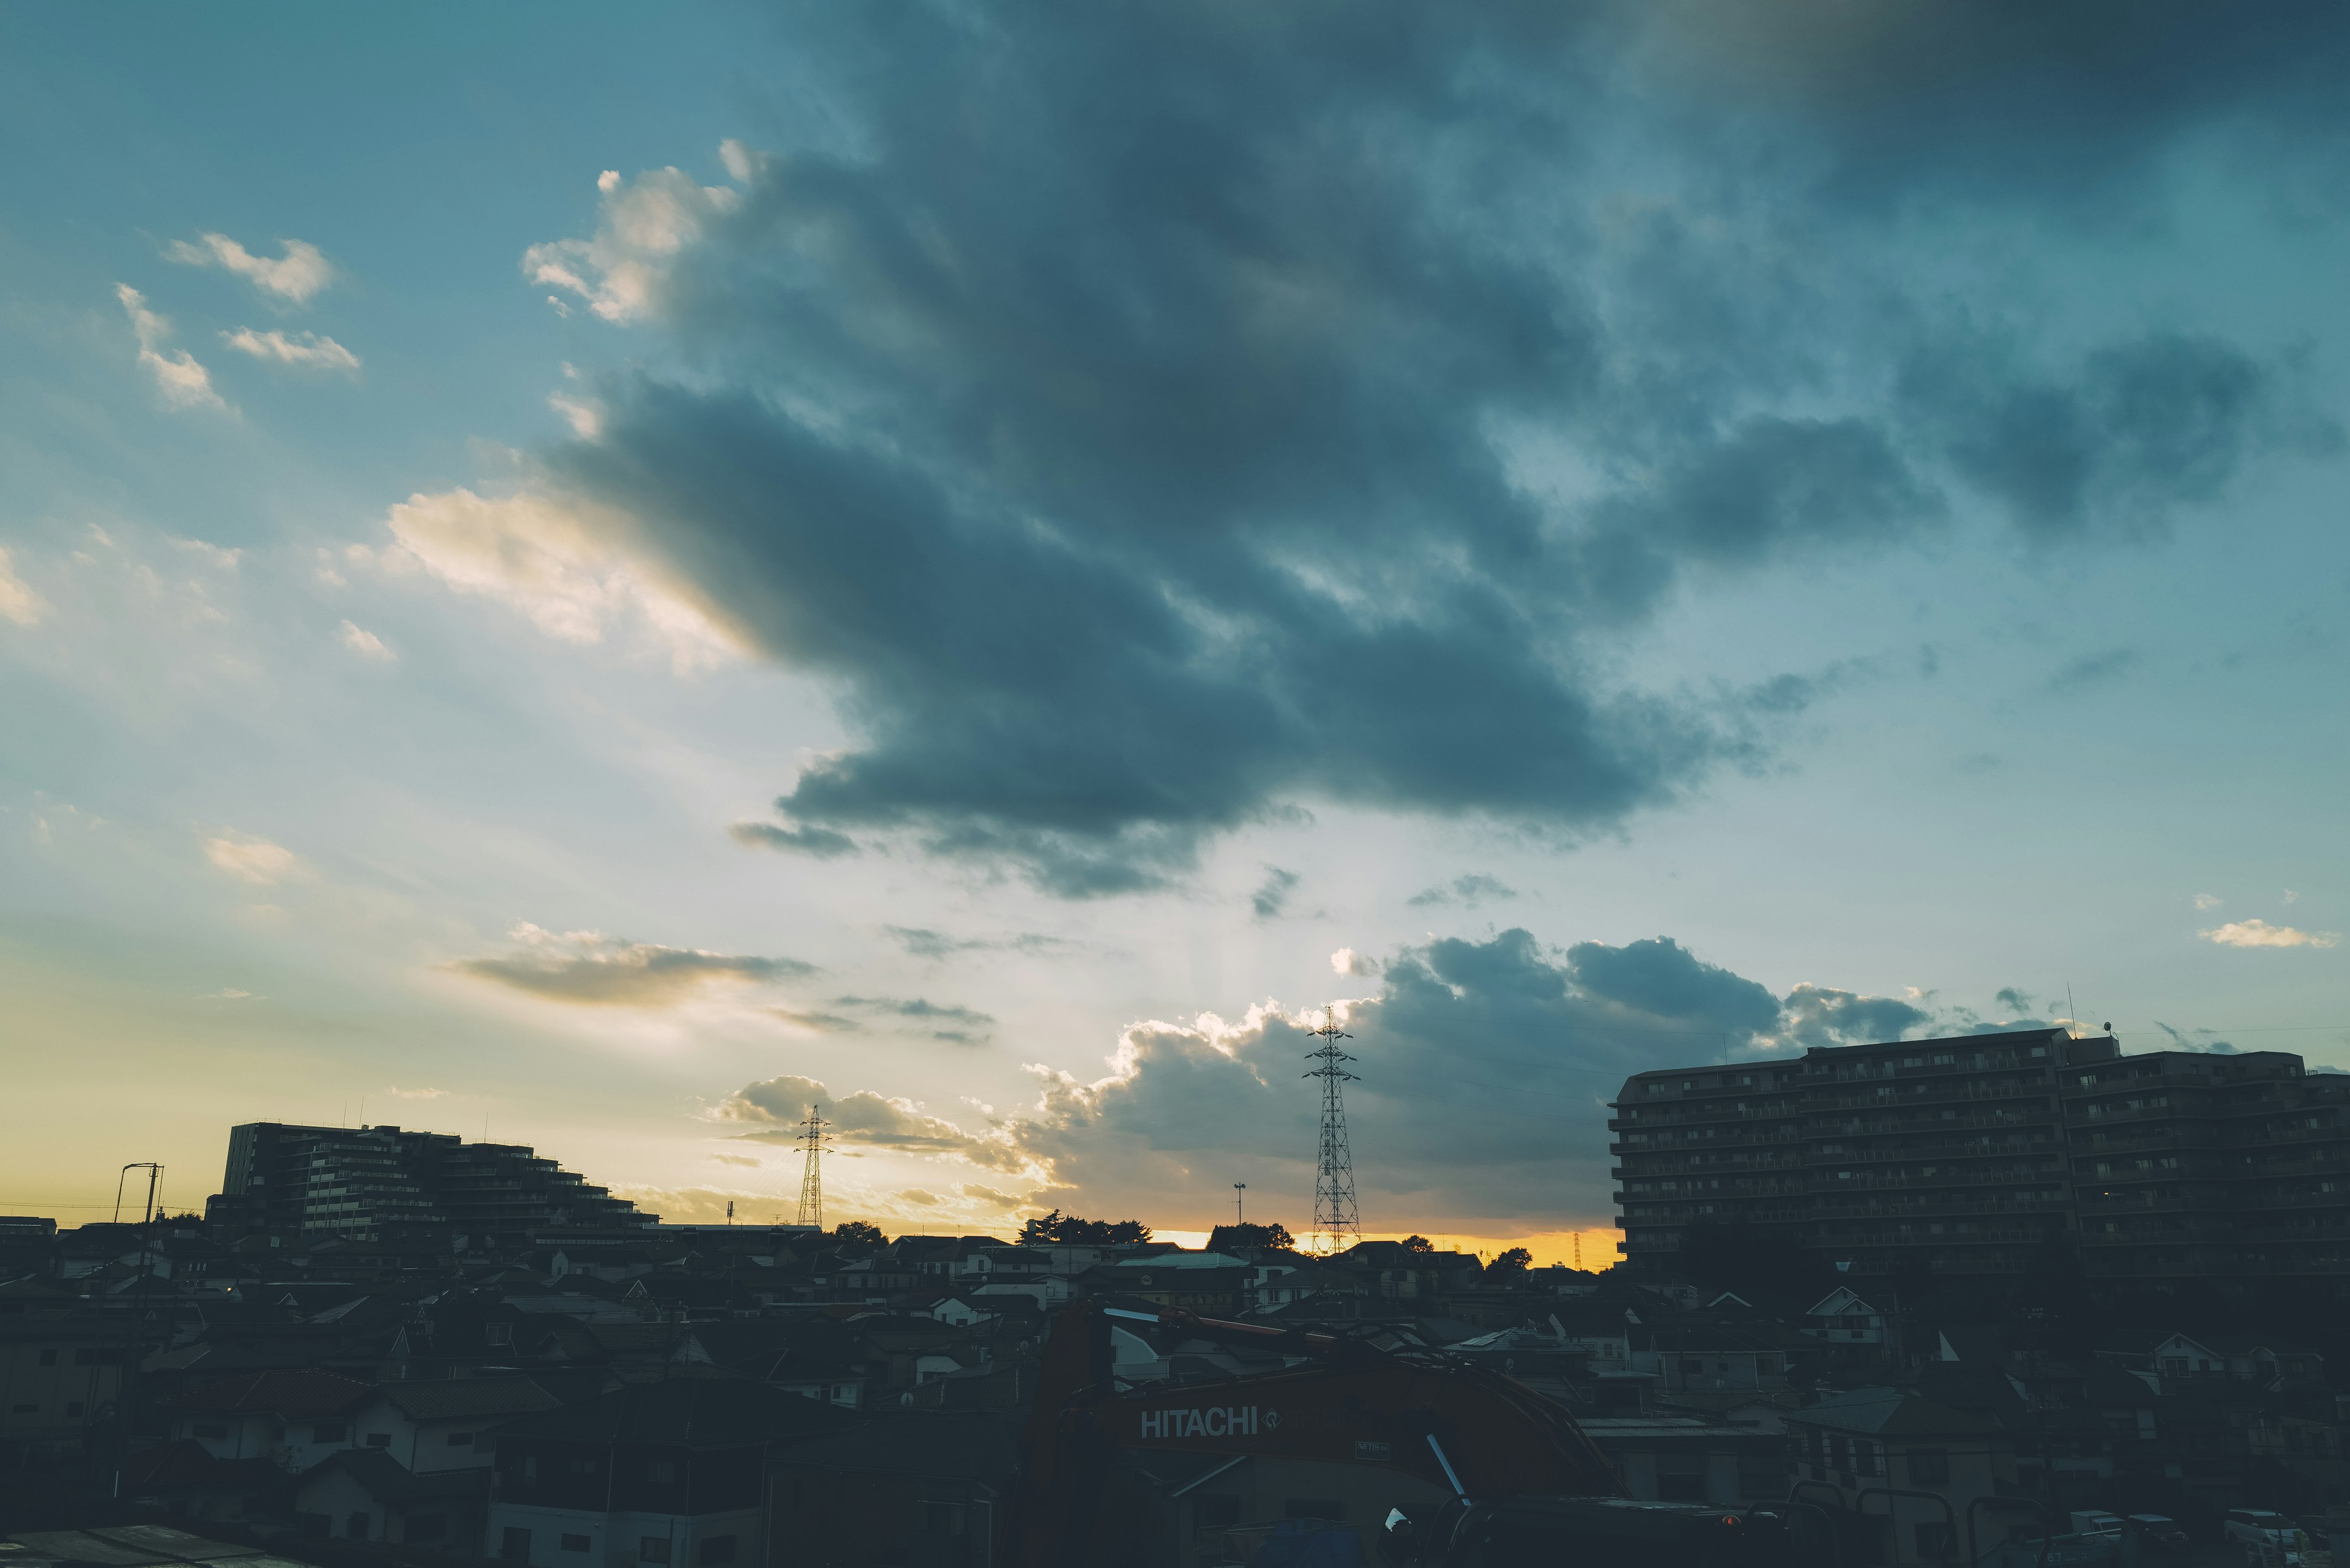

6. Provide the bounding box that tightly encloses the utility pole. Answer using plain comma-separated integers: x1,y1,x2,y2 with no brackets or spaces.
1304,1007,1360,1257
1234,1184,1246,1225
794,1105,830,1230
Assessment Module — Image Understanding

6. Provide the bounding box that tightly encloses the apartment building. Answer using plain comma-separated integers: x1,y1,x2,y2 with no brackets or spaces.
1610,1027,2350,1280
205,1122,655,1239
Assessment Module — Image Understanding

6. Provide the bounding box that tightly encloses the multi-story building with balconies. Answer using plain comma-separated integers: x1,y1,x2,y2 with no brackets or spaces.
1610,1027,2350,1281
205,1122,655,1241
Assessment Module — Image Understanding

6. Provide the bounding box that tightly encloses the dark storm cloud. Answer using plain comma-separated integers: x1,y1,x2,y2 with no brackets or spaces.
1903,334,2291,541
1638,1,2350,207
535,4,2342,894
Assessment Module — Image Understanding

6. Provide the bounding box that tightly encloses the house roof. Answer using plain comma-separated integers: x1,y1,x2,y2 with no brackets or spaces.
488,1374,852,1447
169,1368,375,1417
1789,1386,2003,1438
294,1447,488,1504
371,1376,562,1421
769,1411,1021,1482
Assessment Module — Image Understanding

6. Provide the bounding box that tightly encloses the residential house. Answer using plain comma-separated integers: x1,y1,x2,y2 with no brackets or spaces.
485,1376,852,1568
0,1316,129,1454
291,1447,488,1547
1786,1387,2016,1565
165,1368,377,1474
352,1377,563,1473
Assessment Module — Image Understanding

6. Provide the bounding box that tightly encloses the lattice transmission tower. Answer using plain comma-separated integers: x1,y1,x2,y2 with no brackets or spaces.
1304,1007,1359,1255
794,1105,830,1229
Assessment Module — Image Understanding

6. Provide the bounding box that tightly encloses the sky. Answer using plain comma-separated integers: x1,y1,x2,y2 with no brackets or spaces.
3,2,2347,1263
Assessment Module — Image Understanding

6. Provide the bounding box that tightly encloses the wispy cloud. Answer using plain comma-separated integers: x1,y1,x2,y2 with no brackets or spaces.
116,285,228,412
450,922,816,1006
881,925,1073,960
0,547,47,627
370,487,739,674
1408,873,1520,909
2046,648,2138,693
165,232,334,305
1251,865,1300,920
221,327,360,373
203,832,300,886
2199,919,2340,949
730,819,859,858
338,620,394,660
2193,893,2223,910
193,988,256,1001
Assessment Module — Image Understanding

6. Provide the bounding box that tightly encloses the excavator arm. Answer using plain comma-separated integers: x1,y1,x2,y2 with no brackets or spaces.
1016,1301,1793,1567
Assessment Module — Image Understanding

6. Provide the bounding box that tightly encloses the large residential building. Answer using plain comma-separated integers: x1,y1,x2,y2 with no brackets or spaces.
1610,1027,2350,1280
204,1123,655,1240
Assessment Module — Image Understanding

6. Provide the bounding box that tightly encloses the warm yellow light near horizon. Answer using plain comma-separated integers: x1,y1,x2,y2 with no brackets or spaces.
1153,1225,1617,1270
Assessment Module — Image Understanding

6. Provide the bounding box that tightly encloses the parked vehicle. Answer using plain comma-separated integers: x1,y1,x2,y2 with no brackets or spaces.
2222,1509,2305,1567
2070,1512,2125,1538
2124,1515,2190,1557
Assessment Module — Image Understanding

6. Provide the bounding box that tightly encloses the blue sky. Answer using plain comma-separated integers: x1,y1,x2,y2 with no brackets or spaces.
3,3,2346,1254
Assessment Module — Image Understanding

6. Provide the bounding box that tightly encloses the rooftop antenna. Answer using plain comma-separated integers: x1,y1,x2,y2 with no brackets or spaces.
794,1104,830,1230
1304,1006,1360,1257
2066,982,2078,1039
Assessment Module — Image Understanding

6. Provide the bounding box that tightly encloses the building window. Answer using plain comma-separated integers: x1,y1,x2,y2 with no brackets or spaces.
10,1403,37,1415
447,1430,474,1445
366,1433,392,1448
65,1402,84,1418
697,1537,737,1566
347,1514,370,1540
313,1422,347,1443
1908,1449,1950,1484
37,1350,56,1367
647,1459,677,1482
921,1504,964,1535
560,1536,590,1553
193,1422,229,1439
1658,1469,1707,1501
639,1540,671,1564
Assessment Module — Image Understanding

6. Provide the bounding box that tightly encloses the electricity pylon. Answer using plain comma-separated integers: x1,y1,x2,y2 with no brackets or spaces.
794,1105,830,1229
1304,1007,1359,1256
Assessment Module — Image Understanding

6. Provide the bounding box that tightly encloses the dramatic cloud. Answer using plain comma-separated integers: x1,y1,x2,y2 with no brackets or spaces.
116,285,227,412
712,1072,1018,1168
450,923,816,1006
220,327,360,373
368,488,739,672
1408,874,1519,909
2199,919,2341,950
202,832,300,886
483,8,2343,897
0,547,46,627
165,232,334,304
797,927,1930,1228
